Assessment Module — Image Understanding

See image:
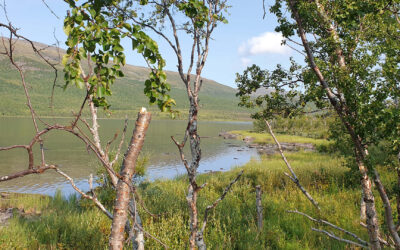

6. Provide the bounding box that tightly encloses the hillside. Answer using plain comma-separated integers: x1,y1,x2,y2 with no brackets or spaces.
0,40,250,120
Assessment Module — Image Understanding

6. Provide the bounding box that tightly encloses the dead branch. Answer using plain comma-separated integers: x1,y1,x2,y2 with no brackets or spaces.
1,29,46,167
128,196,145,250
171,136,191,173
110,117,129,168
287,209,368,246
0,165,55,182
311,228,368,248
201,170,243,233
54,167,113,219
264,119,320,210
195,170,243,250
41,0,59,19
373,169,400,248
133,219,169,249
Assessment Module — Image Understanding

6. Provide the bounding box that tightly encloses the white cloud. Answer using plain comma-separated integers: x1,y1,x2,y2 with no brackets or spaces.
238,32,289,56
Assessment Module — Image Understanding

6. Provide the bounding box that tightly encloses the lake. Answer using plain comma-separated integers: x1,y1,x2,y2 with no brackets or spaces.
0,117,258,196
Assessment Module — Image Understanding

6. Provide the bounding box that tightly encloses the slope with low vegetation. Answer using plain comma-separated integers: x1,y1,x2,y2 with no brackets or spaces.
0,39,249,120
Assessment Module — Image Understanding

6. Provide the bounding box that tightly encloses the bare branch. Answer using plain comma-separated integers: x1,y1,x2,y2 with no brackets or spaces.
373,169,400,248
0,165,55,182
41,0,60,19
287,209,368,246
311,228,368,248
171,136,191,174
256,185,263,231
201,170,243,233
54,167,113,219
111,118,129,168
264,119,320,210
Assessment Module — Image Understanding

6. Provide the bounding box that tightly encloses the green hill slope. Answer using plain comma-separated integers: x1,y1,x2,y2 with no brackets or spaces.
0,40,249,120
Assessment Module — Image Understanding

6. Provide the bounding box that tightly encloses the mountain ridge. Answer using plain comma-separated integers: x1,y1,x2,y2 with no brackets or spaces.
0,39,249,120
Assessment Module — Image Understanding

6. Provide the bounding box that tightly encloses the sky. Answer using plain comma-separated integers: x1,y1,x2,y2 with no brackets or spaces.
0,0,298,88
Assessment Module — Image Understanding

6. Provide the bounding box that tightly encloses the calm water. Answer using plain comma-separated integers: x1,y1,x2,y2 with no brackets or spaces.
0,117,257,196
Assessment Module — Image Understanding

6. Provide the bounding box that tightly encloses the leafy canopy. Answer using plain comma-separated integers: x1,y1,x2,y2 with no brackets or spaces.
63,0,175,112
237,0,400,155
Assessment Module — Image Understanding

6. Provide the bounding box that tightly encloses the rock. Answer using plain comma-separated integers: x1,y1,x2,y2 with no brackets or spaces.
249,142,315,155
218,132,238,139
0,208,13,226
243,136,254,143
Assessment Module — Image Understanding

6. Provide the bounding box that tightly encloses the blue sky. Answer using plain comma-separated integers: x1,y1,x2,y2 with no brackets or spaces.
1,0,297,88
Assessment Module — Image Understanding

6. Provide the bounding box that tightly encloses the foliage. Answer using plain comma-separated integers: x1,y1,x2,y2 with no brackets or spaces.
236,60,308,120
237,0,400,165
63,0,175,112
252,113,334,139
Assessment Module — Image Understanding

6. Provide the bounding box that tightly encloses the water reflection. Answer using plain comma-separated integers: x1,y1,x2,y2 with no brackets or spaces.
0,118,258,196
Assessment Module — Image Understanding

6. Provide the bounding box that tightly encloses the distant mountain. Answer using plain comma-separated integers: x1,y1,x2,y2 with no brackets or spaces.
0,39,250,120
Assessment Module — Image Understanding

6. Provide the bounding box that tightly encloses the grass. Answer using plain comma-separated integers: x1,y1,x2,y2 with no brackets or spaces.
229,130,331,148
0,192,110,249
0,132,394,249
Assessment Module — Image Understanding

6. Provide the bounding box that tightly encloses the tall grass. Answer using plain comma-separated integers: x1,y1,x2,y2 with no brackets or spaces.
0,135,394,249
0,192,110,249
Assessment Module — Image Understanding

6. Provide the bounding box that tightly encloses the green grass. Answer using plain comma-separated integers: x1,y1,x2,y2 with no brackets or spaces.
0,192,110,249
252,116,334,140
230,130,331,148
0,133,394,249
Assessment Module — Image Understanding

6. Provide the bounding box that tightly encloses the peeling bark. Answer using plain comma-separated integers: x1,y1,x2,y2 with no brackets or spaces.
256,185,263,231
109,108,151,250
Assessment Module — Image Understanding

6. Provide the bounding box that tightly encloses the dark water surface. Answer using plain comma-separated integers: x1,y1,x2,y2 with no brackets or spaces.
0,117,257,196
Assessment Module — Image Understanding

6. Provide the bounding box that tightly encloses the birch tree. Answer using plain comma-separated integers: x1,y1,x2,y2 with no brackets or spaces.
237,0,400,248
112,1,243,249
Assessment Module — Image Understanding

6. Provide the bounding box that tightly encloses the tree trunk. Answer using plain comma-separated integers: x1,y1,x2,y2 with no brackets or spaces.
109,108,151,250
286,1,381,247
188,184,199,250
256,185,263,231
129,199,145,250
360,190,366,221
373,169,400,249
186,96,202,250
356,157,381,249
